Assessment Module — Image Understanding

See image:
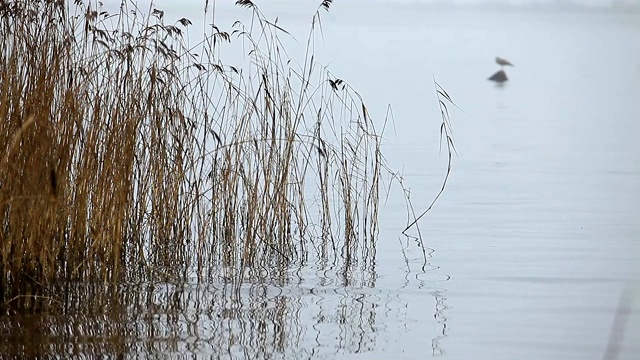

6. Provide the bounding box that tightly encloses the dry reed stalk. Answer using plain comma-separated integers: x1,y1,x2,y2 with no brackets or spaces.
0,0,387,311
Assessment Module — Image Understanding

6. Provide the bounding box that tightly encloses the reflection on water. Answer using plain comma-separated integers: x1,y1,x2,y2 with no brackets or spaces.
0,264,448,358
3,2,640,359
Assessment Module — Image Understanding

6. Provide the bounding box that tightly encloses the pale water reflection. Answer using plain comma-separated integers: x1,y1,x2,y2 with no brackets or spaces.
2,1,640,359
0,271,447,358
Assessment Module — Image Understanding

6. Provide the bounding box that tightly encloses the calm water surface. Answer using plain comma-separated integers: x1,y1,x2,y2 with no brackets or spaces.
2,2,639,359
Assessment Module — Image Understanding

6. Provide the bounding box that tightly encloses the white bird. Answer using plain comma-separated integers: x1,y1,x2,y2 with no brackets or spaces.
496,57,514,68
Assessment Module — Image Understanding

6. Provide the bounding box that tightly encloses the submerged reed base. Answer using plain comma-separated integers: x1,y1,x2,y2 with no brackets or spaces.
0,0,389,312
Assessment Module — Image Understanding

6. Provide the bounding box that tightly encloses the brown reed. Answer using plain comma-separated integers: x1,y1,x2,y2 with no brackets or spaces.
0,0,386,311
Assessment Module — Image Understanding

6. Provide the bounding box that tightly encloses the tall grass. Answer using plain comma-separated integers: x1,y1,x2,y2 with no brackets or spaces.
0,0,384,311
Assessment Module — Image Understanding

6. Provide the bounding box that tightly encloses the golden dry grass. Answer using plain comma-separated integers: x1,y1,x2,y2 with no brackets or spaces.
0,0,387,311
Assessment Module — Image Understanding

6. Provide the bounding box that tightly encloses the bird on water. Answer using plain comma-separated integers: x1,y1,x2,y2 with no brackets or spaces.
495,57,514,69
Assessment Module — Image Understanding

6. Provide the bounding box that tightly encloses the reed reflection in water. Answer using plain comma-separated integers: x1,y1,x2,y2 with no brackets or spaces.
0,265,448,358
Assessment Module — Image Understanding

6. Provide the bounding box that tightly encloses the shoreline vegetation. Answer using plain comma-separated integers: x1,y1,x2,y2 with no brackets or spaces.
0,0,453,313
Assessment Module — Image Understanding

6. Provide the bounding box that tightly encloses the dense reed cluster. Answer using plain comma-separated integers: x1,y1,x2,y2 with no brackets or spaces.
0,0,384,311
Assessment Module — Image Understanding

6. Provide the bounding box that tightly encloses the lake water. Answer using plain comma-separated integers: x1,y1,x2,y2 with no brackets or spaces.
2,1,639,359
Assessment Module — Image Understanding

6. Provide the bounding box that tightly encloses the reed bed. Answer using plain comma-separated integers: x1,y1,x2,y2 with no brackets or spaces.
0,0,388,311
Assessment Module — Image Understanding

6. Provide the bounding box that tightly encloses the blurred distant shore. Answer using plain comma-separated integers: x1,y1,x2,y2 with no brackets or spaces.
370,0,640,14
